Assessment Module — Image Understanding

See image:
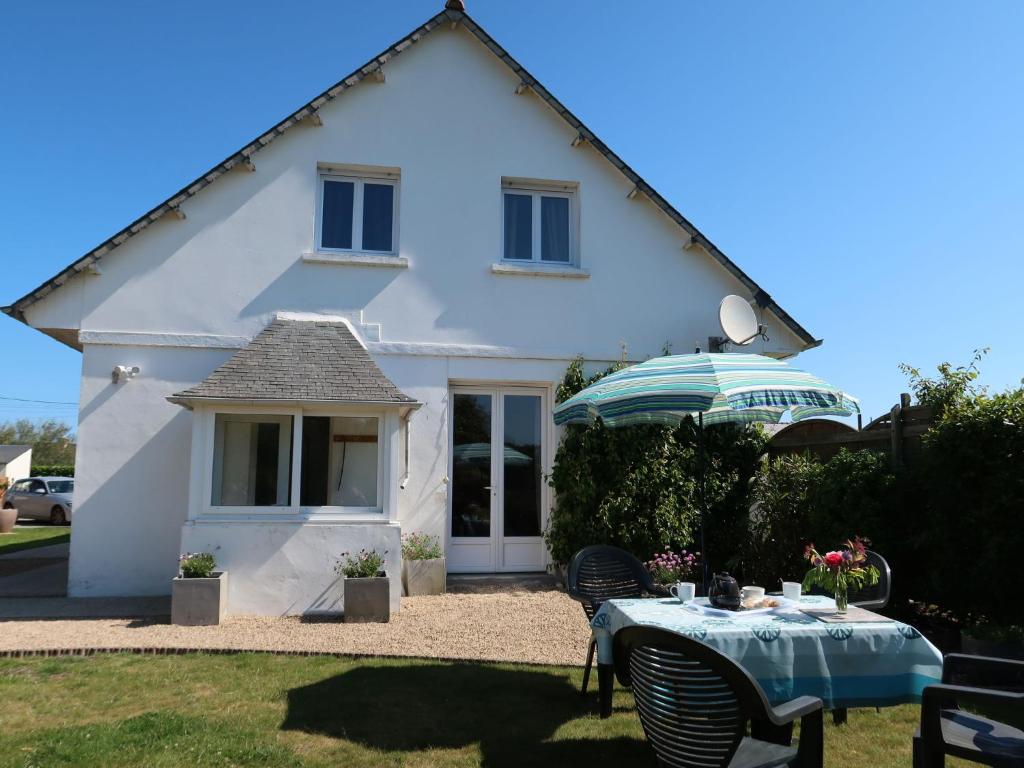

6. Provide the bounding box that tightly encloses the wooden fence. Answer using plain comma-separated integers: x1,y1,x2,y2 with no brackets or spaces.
766,394,934,468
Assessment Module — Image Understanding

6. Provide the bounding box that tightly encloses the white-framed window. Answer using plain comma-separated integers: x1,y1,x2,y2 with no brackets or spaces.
501,179,578,265
205,407,387,516
211,414,293,507
299,415,381,509
317,169,399,255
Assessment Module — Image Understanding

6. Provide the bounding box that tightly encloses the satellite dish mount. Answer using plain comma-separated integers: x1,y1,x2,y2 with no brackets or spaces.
709,295,768,352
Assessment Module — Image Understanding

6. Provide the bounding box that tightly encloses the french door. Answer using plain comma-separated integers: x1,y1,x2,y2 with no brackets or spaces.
447,386,549,572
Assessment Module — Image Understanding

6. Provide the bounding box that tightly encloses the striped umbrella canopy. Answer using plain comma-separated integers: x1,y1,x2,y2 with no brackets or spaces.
553,352,860,427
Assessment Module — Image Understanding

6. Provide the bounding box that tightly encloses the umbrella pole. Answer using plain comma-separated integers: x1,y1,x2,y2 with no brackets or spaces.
698,411,708,593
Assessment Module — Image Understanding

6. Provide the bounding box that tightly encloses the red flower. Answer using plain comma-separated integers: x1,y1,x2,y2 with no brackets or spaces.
824,552,844,567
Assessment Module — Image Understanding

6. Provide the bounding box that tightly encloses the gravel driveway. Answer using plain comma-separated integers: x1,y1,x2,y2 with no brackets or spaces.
0,589,592,667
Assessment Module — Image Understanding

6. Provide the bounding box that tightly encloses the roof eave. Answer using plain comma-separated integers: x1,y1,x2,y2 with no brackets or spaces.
167,395,423,411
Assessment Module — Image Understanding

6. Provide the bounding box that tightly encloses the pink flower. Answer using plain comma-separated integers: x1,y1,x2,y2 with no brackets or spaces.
824,552,844,567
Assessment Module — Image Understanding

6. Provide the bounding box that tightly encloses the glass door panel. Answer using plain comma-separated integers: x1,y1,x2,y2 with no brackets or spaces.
502,395,542,537
450,393,492,538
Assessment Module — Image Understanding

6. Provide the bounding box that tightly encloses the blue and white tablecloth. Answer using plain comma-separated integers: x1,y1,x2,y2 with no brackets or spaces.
591,595,943,709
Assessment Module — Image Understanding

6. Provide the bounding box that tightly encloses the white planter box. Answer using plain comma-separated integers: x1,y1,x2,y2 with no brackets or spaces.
402,557,446,596
172,571,227,626
0,507,16,534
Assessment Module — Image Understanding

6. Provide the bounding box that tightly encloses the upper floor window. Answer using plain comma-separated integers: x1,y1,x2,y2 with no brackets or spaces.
318,169,398,254
502,179,577,264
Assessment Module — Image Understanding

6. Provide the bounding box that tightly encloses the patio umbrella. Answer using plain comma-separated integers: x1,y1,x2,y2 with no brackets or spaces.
551,352,860,587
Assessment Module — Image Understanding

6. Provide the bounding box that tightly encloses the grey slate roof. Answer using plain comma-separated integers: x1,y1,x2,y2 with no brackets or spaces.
2,4,818,350
170,319,415,405
0,445,31,463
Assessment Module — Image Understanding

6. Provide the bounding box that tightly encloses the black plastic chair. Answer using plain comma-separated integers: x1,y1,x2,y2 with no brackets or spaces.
567,545,669,694
614,626,824,768
849,550,892,611
913,653,1024,767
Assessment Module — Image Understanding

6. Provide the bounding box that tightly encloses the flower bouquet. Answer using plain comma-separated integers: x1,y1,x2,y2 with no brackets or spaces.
802,537,879,614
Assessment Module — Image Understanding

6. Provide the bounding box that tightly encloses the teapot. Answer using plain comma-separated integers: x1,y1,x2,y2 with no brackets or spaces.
708,572,742,611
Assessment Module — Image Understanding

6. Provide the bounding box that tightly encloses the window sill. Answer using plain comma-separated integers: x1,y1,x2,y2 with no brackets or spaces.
192,511,391,525
490,262,590,279
302,251,409,268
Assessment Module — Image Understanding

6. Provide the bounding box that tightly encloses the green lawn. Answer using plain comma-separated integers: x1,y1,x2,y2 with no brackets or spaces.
0,525,68,556
0,653,973,767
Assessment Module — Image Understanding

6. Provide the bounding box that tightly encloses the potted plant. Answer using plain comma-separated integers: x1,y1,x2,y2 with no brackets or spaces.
645,549,700,589
337,548,390,623
802,537,879,615
172,552,227,626
0,478,15,534
401,532,445,596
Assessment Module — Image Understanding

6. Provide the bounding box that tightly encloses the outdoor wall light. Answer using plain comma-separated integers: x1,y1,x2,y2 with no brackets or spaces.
112,365,140,384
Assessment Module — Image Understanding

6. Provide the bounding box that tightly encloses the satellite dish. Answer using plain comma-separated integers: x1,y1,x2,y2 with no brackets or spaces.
718,295,765,347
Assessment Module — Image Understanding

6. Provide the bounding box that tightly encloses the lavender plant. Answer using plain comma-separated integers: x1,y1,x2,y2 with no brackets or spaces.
336,549,386,579
646,549,700,585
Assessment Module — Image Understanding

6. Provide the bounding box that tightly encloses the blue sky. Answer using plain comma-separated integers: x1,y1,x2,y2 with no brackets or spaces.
1,0,1022,429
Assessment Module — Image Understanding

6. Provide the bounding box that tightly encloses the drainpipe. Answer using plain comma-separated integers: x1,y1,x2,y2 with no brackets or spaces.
399,409,413,489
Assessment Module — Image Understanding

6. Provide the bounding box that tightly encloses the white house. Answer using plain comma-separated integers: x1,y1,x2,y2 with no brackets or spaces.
3,1,818,616
0,445,32,484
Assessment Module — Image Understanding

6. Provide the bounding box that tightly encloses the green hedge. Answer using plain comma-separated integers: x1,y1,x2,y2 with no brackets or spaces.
913,388,1024,625
736,449,898,587
30,465,74,477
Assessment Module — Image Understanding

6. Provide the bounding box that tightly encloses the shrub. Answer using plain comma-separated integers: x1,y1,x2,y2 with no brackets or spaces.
915,387,1024,626
336,549,386,578
178,553,216,579
735,449,898,589
809,449,897,552
738,453,820,586
31,465,74,478
402,532,442,561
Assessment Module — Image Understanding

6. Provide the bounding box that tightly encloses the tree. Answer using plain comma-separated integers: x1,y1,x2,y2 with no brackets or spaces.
0,419,76,466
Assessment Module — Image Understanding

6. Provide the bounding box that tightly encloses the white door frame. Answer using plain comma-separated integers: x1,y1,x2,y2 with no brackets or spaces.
446,384,552,573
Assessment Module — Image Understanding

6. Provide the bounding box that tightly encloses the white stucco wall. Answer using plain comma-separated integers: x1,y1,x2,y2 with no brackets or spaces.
180,521,401,615
21,22,811,608
69,343,231,596
0,450,32,483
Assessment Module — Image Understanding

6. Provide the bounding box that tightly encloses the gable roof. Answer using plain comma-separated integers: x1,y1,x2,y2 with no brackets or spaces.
0,445,31,463
169,318,416,406
3,4,818,350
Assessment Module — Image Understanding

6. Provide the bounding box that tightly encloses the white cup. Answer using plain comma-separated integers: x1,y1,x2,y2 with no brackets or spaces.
741,585,765,602
669,582,696,603
782,582,803,602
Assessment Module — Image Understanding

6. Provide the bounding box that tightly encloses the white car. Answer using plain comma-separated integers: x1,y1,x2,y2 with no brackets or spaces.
3,477,73,525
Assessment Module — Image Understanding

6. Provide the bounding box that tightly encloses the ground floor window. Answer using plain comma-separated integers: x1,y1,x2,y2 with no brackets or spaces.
211,414,293,506
207,410,383,513
300,416,380,508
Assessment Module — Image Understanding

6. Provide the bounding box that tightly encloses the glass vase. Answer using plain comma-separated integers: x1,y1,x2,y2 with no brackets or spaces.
834,575,849,615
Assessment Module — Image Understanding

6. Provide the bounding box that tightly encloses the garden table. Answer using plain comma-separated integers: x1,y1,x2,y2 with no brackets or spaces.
591,594,943,719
